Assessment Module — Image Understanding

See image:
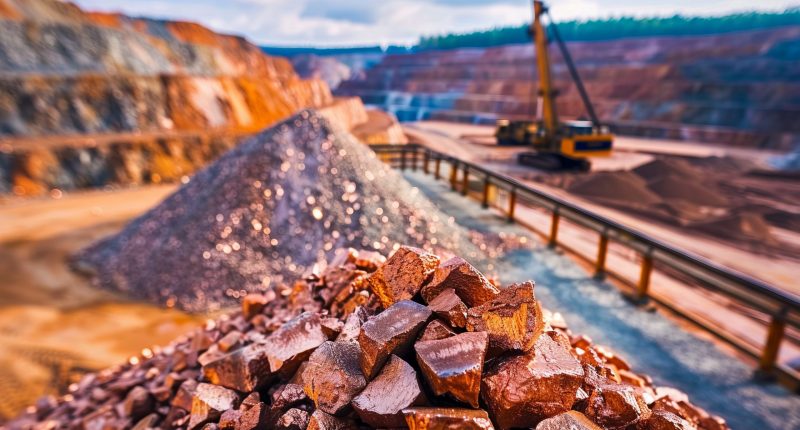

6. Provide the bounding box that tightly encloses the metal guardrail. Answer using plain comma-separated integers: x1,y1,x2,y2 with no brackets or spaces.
370,143,800,390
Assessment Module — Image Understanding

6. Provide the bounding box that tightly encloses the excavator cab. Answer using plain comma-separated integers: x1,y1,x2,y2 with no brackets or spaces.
495,0,614,171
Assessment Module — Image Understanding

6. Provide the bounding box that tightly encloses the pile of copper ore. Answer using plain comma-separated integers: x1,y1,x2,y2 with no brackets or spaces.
74,110,518,312
13,246,729,430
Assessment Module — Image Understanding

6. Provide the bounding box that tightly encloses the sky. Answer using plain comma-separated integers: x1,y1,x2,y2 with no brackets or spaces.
71,0,799,47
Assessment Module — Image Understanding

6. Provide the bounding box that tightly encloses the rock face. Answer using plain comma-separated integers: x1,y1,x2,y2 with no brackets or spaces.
0,0,408,196
7,247,729,430
338,27,800,150
0,0,330,138
74,111,493,311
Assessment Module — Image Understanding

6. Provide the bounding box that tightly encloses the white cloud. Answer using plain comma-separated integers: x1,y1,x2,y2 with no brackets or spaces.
71,0,797,47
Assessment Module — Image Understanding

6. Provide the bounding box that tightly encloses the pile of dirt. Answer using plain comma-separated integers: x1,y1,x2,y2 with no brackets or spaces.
691,212,777,245
569,158,731,209
8,246,728,430
647,175,729,207
568,171,662,206
633,158,698,182
75,111,514,313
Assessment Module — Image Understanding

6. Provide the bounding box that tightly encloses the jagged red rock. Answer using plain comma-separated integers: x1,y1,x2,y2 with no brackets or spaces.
427,288,468,328
482,335,584,429
636,410,695,430
352,355,426,427
357,300,432,379
301,341,366,415
366,246,440,307
584,383,651,428
187,383,240,430
535,411,602,429
467,281,545,354
402,407,495,430
421,256,499,307
415,331,488,408
202,343,272,392
418,320,456,342
307,410,356,430
261,312,332,377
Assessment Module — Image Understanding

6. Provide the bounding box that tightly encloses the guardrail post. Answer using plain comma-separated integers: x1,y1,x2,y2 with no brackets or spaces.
548,208,560,248
423,150,430,174
434,157,441,180
400,148,407,171
595,232,609,279
507,187,517,223
411,148,418,171
461,165,469,196
482,177,491,209
450,160,458,191
637,251,653,301
758,307,788,377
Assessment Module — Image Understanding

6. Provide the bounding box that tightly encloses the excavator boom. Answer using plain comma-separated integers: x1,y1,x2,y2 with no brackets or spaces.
532,0,558,135
495,0,614,171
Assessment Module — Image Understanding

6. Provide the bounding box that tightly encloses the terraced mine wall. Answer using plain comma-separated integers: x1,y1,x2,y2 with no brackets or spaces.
0,97,392,195
338,27,800,150
0,0,390,195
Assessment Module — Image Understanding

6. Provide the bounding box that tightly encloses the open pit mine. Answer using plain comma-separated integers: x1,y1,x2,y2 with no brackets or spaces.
0,0,405,196
1,0,799,428
337,27,800,150
7,246,729,430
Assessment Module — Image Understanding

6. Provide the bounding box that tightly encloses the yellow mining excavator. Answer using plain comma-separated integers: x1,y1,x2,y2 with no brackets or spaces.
496,0,613,171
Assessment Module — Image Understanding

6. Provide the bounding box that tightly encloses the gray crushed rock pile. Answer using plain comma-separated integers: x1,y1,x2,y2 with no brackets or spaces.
75,110,514,312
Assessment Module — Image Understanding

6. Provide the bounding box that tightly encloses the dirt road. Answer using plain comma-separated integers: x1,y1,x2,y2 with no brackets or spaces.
404,121,800,297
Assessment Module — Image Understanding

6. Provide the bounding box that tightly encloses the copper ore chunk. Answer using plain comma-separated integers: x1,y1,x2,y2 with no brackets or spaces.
358,300,432,379
336,307,369,342
307,410,355,430
535,411,602,430
421,256,499,307
322,266,367,306
466,281,545,353
418,320,456,342
402,407,495,430
301,341,367,415
262,312,332,377
481,335,584,429
366,246,440,307
173,379,198,411
202,343,271,392
651,388,727,430
218,331,243,353
237,402,267,430
218,409,241,429
585,383,651,428
427,288,467,328
242,294,269,320
636,410,694,430
122,386,154,421
415,331,488,408
188,383,240,430
352,355,426,427
276,408,310,430
266,384,309,427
